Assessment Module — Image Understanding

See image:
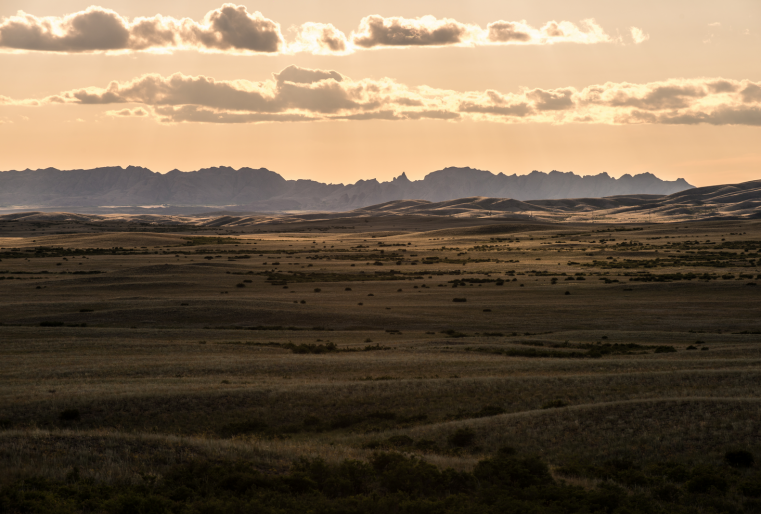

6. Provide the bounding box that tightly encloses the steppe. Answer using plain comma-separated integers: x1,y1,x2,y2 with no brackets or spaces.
2,212,761,511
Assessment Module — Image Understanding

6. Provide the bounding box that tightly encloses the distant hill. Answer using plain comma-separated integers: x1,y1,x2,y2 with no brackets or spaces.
3,179,760,225
0,166,693,210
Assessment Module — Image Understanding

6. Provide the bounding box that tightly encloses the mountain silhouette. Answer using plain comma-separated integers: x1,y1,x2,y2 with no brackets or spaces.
0,166,693,210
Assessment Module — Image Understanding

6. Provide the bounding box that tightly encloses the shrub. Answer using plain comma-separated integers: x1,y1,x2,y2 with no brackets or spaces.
452,298,467,302
40,321,64,327
542,400,567,409
475,405,506,418
220,419,268,437
654,345,677,353
725,450,755,468
387,435,414,447
414,439,439,451
448,428,476,447
236,283,245,288
59,409,80,421
367,411,395,420
687,474,729,495
742,481,761,498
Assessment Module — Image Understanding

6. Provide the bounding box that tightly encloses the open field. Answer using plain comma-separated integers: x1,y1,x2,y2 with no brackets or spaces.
2,214,761,512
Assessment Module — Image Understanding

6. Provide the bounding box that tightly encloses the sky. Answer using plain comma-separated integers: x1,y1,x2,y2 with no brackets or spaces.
0,1,759,187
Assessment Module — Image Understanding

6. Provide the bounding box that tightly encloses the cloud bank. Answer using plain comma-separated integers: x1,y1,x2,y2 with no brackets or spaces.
5,67,759,127
0,5,642,55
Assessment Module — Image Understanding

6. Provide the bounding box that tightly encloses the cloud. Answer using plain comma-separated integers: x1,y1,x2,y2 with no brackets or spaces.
486,19,613,45
350,15,613,48
107,107,149,117
9,67,760,127
288,22,349,55
0,6,624,55
630,27,649,44
0,4,284,54
351,15,478,47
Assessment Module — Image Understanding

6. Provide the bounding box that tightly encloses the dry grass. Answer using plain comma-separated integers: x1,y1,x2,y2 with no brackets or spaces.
1,217,761,480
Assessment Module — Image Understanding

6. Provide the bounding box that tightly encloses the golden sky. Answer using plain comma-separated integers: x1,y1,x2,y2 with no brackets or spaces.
0,0,759,186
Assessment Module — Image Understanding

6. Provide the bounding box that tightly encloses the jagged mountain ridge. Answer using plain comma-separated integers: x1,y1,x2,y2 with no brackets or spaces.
0,166,693,210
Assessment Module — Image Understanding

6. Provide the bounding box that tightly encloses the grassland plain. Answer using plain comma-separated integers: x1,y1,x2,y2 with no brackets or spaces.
2,215,761,512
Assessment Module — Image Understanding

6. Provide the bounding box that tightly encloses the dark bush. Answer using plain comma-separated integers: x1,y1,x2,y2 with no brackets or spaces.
654,345,677,353
452,298,467,302
40,321,64,327
220,419,268,437
330,416,363,429
387,435,414,447
653,484,682,502
725,450,755,468
742,481,761,498
687,474,729,495
59,409,80,421
448,428,476,447
475,405,506,418
473,452,553,489
367,411,396,420
414,439,438,451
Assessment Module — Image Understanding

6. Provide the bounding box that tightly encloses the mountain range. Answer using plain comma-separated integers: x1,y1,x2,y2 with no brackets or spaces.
0,166,693,211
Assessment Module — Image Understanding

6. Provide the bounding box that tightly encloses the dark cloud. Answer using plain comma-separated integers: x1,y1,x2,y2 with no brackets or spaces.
741,84,761,103
404,110,460,120
155,105,312,123
707,80,740,94
608,85,706,110
486,21,532,42
459,102,534,117
183,4,282,52
275,65,343,85
527,88,575,110
658,106,761,126
394,98,425,107
331,110,401,121
12,69,759,127
0,4,283,53
108,107,148,117
0,7,129,52
352,15,470,47
0,7,618,55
